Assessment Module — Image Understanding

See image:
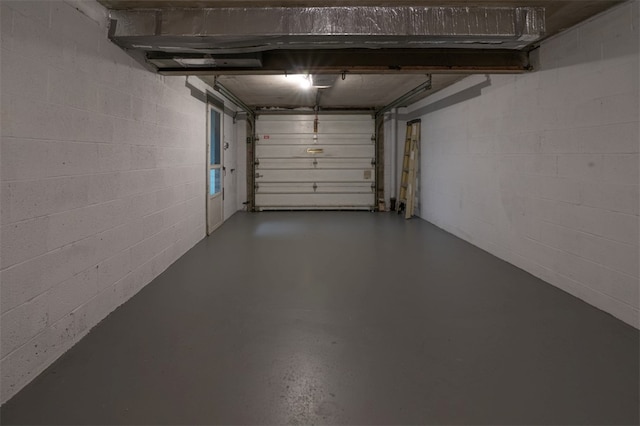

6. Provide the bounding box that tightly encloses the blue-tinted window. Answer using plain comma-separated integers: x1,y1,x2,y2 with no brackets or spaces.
209,169,221,196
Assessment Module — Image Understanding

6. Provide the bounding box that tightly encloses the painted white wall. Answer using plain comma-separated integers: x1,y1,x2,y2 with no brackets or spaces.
400,1,639,327
223,111,236,220
0,0,245,403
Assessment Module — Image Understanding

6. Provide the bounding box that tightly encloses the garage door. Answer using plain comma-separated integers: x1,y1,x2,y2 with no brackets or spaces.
254,114,376,210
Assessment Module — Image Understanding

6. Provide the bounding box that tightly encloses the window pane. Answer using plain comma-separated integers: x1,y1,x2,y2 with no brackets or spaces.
210,110,221,165
209,169,221,195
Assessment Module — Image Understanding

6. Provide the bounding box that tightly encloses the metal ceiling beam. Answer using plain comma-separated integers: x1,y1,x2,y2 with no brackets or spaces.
149,48,531,75
108,6,545,54
212,80,255,119
376,76,433,118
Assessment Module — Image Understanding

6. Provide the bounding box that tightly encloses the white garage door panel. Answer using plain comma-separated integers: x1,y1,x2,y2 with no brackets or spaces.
255,114,375,210
256,193,374,209
257,182,373,193
258,114,371,122
256,145,374,159
257,134,372,145
258,158,374,169
257,119,374,135
257,169,373,182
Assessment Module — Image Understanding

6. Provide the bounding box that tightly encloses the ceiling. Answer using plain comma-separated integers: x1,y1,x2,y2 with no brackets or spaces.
98,0,623,110
201,74,465,109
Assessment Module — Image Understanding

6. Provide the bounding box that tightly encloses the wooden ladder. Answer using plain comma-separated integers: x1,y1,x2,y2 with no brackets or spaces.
398,120,420,219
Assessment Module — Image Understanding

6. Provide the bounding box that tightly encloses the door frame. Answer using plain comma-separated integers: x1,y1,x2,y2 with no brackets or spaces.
206,103,224,235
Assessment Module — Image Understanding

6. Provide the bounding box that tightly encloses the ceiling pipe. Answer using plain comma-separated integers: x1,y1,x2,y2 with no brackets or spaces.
375,75,432,119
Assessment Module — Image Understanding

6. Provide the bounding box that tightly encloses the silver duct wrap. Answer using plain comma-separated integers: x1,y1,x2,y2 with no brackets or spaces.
110,6,545,53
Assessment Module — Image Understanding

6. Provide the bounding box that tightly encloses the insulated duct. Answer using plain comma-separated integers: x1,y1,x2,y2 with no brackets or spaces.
109,6,545,54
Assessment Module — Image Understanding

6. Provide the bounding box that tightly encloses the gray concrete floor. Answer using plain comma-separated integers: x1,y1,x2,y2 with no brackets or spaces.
2,212,638,425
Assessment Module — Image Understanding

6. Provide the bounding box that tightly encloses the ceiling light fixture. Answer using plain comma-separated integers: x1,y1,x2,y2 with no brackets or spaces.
286,74,313,90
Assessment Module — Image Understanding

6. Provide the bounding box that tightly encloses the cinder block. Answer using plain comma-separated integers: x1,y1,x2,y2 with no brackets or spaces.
0,4,13,52
132,97,157,124
11,10,62,64
600,210,639,245
1,50,48,102
0,331,53,404
1,292,48,358
602,240,639,278
48,67,99,112
130,231,166,270
95,220,143,262
97,144,131,173
598,59,639,98
571,123,639,154
85,285,120,328
0,236,98,313
582,181,639,215
97,249,131,292
71,108,114,143
603,154,639,185
2,94,75,141
51,0,104,51
1,176,90,225
540,221,638,277
552,202,603,237
561,98,604,128
155,187,176,211
602,268,640,308
47,267,98,324
46,198,129,251
531,175,582,204
3,1,50,26
98,88,132,120
0,217,49,269
600,93,640,125
557,154,603,181
88,172,122,205
131,145,158,170
1,138,96,181
114,272,136,304
142,211,164,239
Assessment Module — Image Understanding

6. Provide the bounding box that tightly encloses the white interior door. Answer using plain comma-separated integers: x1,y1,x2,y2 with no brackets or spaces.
254,114,375,210
207,105,224,234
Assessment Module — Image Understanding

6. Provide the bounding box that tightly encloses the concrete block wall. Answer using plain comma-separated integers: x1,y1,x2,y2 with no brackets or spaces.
402,1,639,327
0,1,210,403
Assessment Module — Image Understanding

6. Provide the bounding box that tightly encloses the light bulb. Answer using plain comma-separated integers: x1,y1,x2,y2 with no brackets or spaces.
300,76,313,89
